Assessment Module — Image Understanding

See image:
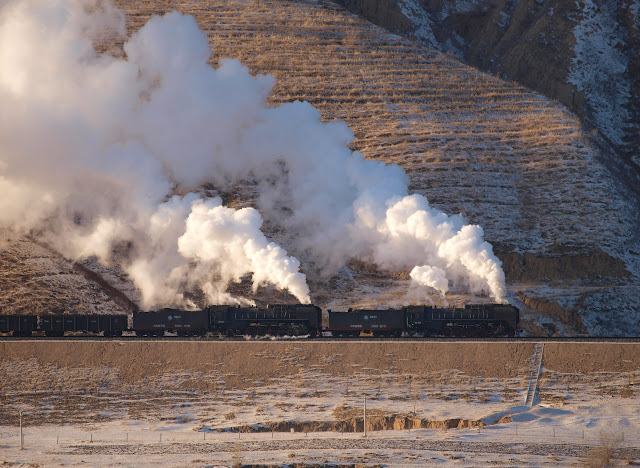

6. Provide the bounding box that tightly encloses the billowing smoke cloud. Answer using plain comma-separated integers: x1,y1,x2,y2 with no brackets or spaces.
0,0,507,308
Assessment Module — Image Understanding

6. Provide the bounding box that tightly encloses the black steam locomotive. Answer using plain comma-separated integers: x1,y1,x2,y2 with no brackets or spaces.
132,304,322,337
328,303,519,337
0,303,519,338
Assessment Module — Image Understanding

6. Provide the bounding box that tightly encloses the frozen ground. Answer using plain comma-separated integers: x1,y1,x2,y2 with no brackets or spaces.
2,417,640,467
1,341,639,466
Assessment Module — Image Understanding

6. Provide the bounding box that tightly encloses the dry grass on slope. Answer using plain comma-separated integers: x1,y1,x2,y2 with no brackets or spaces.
112,0,637,262
0,229,136,315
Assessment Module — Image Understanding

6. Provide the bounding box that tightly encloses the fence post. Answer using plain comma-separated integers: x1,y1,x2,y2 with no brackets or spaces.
363,395,367,438
19,411,23,450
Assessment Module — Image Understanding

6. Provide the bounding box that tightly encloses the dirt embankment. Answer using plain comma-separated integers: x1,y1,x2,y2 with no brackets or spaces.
1,341,638,387
226,415,484,434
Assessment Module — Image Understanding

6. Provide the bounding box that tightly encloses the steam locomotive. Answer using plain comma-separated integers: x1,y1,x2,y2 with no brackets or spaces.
0,303,519,338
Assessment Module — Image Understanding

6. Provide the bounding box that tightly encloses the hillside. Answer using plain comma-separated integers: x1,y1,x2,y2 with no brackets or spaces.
0,0,638,335
334,0,640,186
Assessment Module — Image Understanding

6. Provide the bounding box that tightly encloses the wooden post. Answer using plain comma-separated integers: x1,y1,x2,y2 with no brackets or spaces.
363,395,367,438
19,411,23,450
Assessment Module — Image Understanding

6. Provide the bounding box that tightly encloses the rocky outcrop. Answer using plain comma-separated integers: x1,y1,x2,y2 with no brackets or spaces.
517,291,588,333
499,247,631,283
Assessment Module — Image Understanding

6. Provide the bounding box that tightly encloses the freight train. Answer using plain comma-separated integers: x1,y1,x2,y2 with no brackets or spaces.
0,303,519,338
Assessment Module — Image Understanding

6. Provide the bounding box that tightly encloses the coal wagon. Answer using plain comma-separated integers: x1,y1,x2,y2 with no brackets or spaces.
38,314,128,336
0,315,38,337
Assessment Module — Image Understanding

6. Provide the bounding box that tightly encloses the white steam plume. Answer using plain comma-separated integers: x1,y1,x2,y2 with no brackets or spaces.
177,199,310,303
0,0,507,308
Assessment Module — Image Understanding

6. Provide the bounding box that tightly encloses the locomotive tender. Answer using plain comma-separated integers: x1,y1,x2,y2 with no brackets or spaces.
0,303,519,338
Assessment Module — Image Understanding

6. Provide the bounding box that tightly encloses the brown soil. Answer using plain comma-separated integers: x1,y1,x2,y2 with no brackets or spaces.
227,414,484,433
0,341,637,385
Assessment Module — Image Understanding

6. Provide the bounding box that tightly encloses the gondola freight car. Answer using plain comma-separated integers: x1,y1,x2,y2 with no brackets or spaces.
0,315,38,337
39,314,128,337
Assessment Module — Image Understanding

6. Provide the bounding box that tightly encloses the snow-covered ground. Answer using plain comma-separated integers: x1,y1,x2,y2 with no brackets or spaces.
2,364,639,466
1,418,639,467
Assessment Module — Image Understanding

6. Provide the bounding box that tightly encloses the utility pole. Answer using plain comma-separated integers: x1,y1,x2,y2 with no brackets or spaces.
363,395,367,438
19,410,23,450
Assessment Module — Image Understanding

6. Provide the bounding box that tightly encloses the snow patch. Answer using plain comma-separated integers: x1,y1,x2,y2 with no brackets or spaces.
568,0,632,146
399,0,437,46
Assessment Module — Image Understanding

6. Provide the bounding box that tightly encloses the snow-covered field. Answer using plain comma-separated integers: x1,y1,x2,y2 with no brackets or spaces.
2,414,639,467
1,385,639,466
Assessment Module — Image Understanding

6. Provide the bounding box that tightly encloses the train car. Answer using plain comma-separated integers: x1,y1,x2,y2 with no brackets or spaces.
132,309,208,336
208,304,322,337
87,315,128,336
405,304,519,337
38,315,65,337
327,308,405,337
39,314,128,336
0,315,38,337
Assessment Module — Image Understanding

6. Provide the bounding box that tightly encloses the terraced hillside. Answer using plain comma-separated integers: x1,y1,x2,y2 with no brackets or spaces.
334,0,640,176
1,0,638,335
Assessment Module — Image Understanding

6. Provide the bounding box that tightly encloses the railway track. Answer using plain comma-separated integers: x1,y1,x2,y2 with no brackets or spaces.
2,335,639,342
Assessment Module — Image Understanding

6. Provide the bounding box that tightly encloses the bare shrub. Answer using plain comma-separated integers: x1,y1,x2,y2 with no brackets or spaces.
232,445,243,468
583,431,622,468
